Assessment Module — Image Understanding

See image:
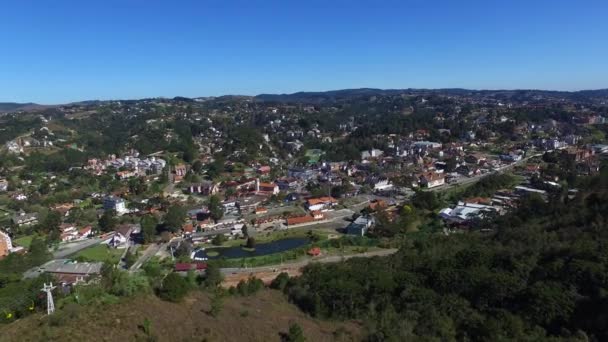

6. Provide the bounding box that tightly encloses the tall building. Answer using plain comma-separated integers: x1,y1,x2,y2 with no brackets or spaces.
0,230,14,258
103,196,127,215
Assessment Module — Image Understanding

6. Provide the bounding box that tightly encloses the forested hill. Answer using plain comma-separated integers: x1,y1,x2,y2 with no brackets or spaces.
255,88,608,104
275,170,608,341
0,102,42,113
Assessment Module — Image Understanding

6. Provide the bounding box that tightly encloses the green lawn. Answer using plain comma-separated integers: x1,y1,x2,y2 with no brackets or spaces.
14,235,34,249
74,245,124,264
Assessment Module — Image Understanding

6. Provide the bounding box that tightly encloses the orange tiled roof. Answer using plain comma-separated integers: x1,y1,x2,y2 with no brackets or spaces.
307,197,337,206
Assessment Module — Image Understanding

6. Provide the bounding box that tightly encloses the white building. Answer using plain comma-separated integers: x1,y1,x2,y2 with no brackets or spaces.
103,196,127,215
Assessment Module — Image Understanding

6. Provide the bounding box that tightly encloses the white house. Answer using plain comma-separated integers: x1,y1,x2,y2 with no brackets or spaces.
418,172,445,188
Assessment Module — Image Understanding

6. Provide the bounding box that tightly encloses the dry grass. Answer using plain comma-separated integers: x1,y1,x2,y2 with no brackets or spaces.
0,290,361,342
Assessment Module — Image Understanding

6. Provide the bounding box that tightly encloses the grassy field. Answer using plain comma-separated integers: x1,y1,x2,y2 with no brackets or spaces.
0,290,361,342
13,235,34,249
74,245,123,264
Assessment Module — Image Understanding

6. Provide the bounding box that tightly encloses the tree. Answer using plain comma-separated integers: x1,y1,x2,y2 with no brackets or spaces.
140,215,158,243
412,191,441,211
285,322,306,342
209,292,223,317
164,205,186,232
211,234,226,246
192,160,203,173
245,237,256,249
203,263,223,289
98,209,117,232
207,195,224,222
158,273,190,302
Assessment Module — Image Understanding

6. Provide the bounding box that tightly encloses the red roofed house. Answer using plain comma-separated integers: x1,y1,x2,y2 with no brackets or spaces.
60,223,78,242
256,179,279,195
306,197,338,211
286,215,315,226
182,223,195,236
255,207,268,215
79,226,93,238
307,247,321,256
257,166,271,174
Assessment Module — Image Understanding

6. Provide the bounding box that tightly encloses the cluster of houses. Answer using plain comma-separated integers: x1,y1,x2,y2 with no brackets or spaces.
85,150,166,177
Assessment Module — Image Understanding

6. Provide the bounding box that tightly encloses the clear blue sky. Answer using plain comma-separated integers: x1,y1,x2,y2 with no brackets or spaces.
1,0,607,104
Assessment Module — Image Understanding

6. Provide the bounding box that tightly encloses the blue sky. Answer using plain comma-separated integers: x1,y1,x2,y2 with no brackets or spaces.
1,0,607,104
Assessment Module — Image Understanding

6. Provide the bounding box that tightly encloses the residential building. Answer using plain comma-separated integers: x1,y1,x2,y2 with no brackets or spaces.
0,230,13,258
103,195,127,215
346,216,374,236
418,172,445,188
12,211,39,227
256,180,279,195
306,196,338,211
188,182,220,195
0,179,8,192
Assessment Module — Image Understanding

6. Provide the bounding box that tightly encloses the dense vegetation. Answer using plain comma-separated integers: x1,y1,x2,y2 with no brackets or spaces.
279,169,608,341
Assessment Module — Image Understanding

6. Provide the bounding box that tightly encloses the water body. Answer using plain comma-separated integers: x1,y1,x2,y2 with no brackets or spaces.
193,238,309,260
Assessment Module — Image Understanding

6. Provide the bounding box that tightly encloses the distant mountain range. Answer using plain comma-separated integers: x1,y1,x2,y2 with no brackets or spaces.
255,88,608,103
2,88,607,110
0,102,49,113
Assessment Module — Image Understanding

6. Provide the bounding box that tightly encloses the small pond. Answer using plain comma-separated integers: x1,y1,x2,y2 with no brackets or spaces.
193,237,309,260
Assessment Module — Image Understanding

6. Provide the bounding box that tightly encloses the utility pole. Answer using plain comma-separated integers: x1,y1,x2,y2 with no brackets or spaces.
41,283,56,315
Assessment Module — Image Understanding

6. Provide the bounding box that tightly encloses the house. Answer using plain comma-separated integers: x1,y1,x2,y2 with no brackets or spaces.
60,223,78,242
12,211,39,227
346,216,374,236
116,170,137,180
500,154,522,162
188,182,220,195
413,141,442,150
361,149,384,161
372,178,393,191
0,179,8,192
173,164,187,183
288,167,316,181
79,226,93,238
0,230,20,258
182,223,195,236
255,207,268,215
418,172,445,188
257,165,271,174
306,196,338,211
275,178,299,190
307,247,321,256
368,200,388,211
439,202,498,225
103,195,127,215
256,180,279,195
109,224,134,248
38,259,103,285
286,215,315,226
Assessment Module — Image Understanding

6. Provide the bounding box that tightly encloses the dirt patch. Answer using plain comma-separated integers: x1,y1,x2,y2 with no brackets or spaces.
0,290,361,342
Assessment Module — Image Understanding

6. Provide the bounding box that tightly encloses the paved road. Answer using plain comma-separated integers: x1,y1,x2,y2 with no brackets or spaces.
220,248,398,275
129,242,168,272
428,153,542,193
52,236,110,259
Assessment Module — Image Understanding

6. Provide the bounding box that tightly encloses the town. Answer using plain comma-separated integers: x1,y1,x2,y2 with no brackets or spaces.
1,88,608,339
